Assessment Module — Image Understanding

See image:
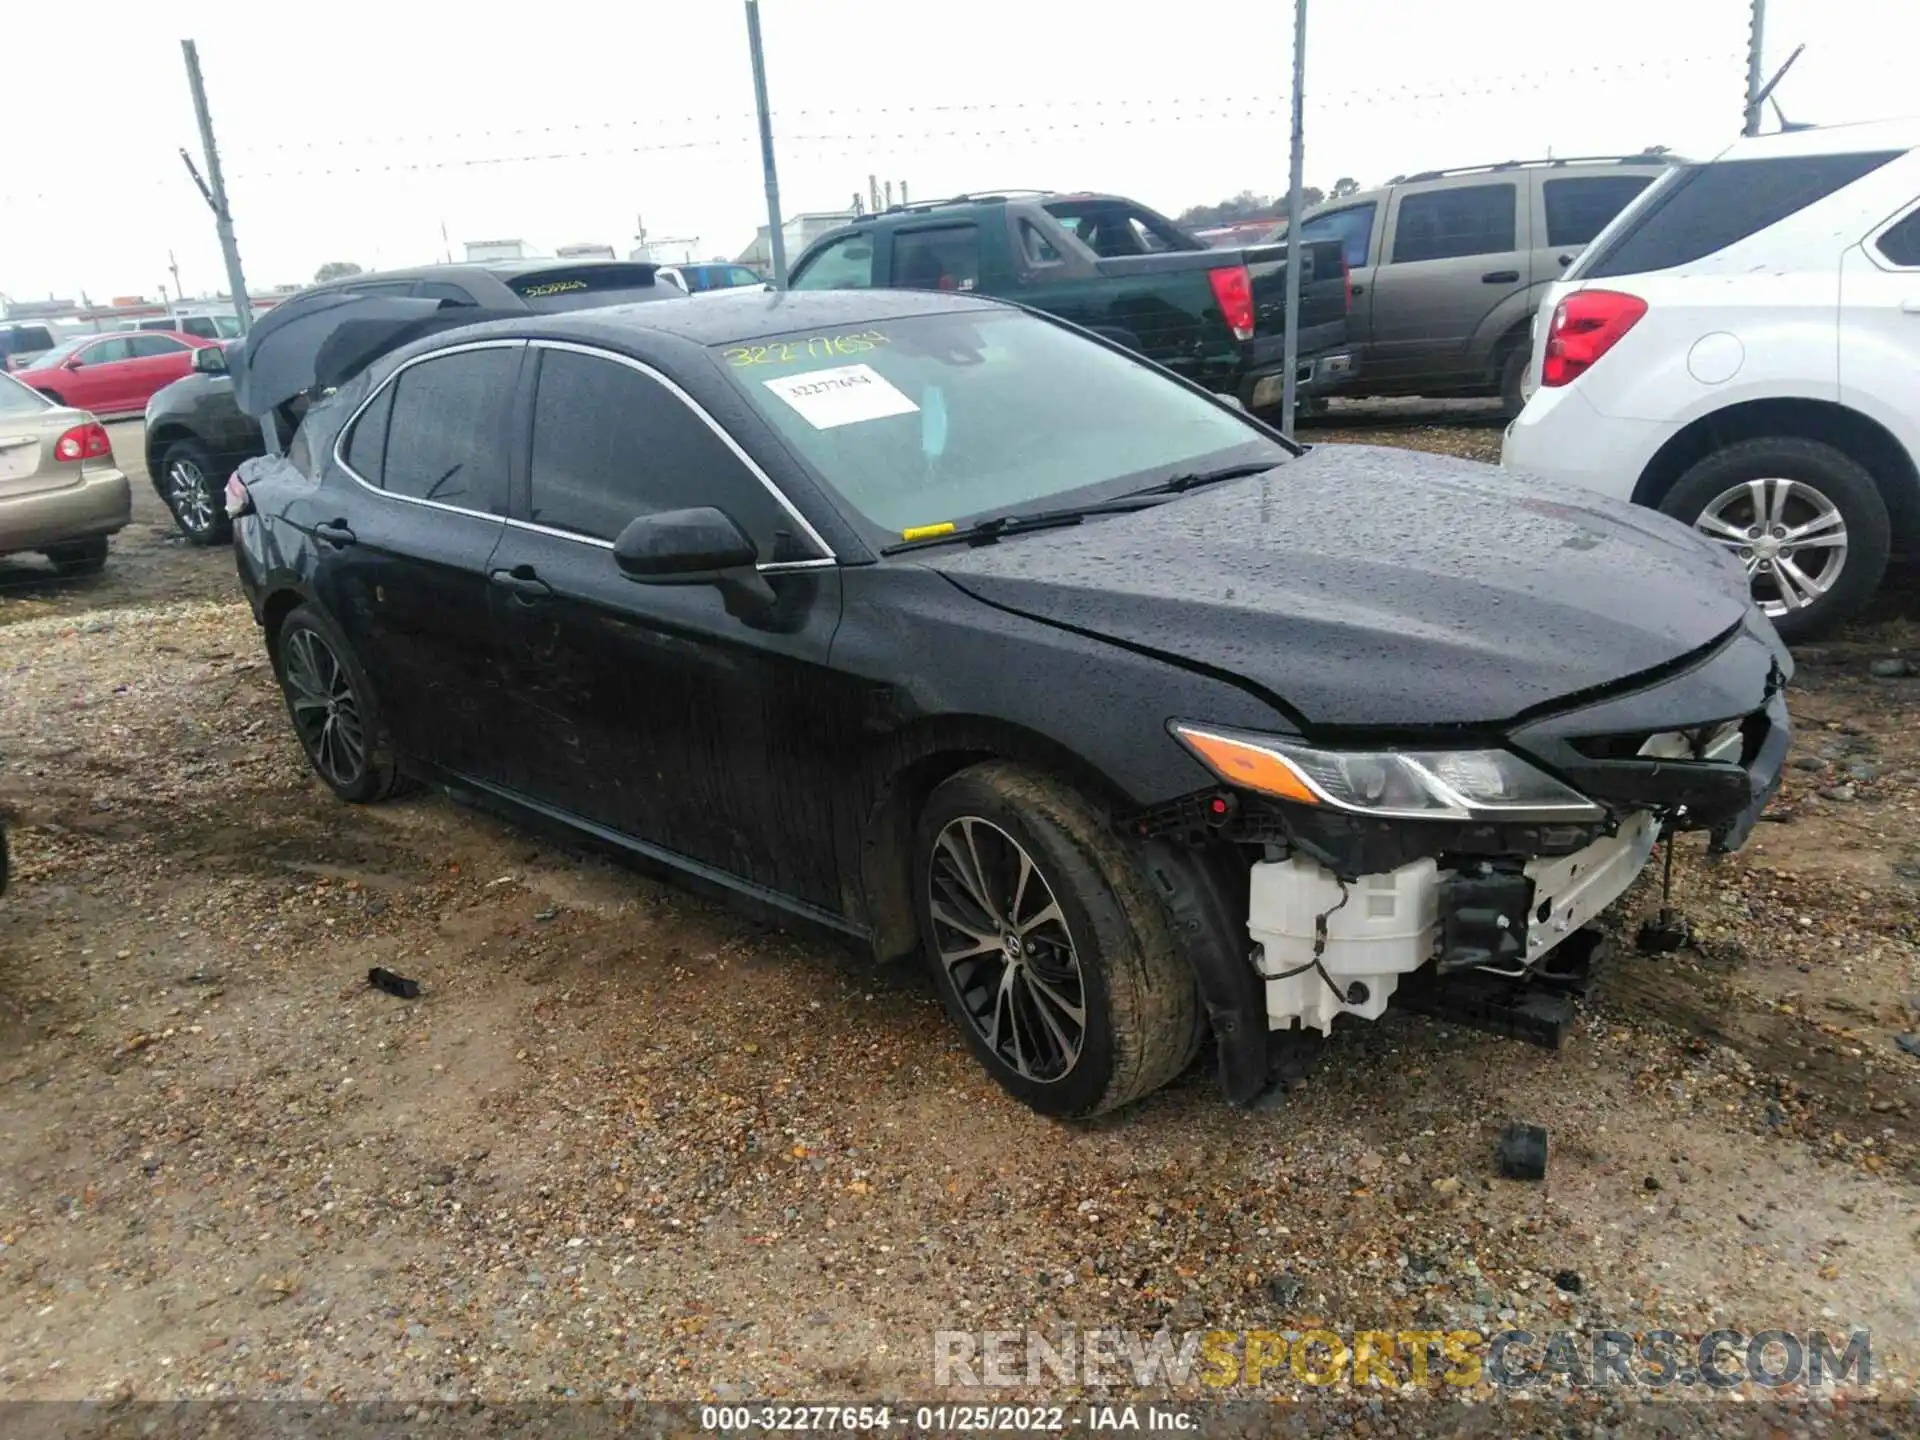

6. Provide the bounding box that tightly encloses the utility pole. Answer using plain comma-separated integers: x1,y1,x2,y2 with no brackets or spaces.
1279,0,1309,438
166,250,184,322
744,2,788,286
181,38,275,452
1743,0,1767,136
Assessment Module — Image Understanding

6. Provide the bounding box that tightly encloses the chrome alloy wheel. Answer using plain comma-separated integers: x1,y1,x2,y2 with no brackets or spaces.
166,456,217,534
281,628,366,788
1693,477,1848,618
927,816,1087,1082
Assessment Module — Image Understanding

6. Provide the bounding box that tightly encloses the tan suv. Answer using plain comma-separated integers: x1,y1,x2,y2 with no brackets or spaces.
1296,154,1672,414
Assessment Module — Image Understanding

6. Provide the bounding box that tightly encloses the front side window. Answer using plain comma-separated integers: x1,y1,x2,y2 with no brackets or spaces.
716,310,1288,537
891,226,980,291
790,233,875,290
1543,175,1656,248
1391,184,1517,263
527,349,795,553
376,347,517,509
1300,203,1377,268
1577,151,1904,278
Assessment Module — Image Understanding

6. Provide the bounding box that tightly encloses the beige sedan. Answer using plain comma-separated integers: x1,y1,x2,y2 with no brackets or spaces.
0,370,131,574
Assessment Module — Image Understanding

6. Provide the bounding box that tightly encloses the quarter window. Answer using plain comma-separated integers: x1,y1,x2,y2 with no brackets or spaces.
1391,184,1517,263
891,226,980,291
342,383,395,483
1542,175,1655,248
1876,207,1920,267
376,348,517,509
527,349,800,556
789,233,875,290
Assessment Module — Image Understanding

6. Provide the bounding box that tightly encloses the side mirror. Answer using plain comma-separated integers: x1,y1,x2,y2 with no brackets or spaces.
64,355,84,369
613,506,758,580
193,346,230,375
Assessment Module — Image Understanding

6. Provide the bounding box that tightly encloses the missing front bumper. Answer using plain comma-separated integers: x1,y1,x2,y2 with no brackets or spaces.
1245,811,1659,1037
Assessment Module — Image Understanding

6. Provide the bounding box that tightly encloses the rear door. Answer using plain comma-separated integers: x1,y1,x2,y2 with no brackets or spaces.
317,342,521,782
124,334,197,405
1368,177,1527,390
485,342,851,913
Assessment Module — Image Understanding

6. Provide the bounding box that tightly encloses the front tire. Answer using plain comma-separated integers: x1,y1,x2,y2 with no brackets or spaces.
270,605,409,803
914,762,1200,1117
1660,437,1890,642
159,439,230,545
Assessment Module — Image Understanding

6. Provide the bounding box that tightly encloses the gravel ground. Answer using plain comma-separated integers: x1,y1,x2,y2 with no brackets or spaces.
2,414,1918,1432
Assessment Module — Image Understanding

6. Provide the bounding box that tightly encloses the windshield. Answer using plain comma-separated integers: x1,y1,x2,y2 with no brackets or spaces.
716,309,1288,538
22,337,88,370
0,370,52,415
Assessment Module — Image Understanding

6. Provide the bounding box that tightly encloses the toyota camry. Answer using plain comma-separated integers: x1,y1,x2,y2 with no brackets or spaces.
227,288,1790,1117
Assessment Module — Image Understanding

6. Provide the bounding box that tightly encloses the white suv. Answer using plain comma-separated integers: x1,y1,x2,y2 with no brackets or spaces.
1503,118,1920,640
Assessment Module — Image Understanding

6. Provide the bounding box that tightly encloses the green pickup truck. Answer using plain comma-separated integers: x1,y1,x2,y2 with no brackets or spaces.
786,191,1354,414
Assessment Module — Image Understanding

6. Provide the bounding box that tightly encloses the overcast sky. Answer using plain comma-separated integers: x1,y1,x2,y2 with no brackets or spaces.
3,0,1913,303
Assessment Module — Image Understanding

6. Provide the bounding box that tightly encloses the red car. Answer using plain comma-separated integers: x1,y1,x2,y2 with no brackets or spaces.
13,330,218,417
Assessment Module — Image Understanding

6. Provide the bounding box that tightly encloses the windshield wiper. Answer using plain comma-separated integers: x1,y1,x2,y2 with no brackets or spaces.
1134,459,1285,496
881,494,1172,555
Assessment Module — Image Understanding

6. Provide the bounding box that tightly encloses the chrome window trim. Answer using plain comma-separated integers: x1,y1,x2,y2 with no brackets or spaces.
528,339,836,561
330,337,527,523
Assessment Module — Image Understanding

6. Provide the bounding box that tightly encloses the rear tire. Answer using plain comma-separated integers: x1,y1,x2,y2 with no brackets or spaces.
914,761,1200,1117
1498,342,1531,420
1659,437,1890,642
44,537,107,576
159,439,231,545
270,605,411,804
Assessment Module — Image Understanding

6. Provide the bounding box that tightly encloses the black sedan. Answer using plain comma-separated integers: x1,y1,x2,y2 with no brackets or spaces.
228,288,1790,1117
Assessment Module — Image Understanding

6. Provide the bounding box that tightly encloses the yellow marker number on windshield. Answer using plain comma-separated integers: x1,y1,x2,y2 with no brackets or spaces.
725,330,890,367
900,522,955,542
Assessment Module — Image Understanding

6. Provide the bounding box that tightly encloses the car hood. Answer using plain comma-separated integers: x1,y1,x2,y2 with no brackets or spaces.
920,446,1754,730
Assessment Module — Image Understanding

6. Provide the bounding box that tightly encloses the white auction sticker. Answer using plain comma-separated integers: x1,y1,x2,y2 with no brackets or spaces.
762,363,919,429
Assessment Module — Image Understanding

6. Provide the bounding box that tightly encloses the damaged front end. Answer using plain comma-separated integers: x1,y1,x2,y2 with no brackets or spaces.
1130,629,1791,1107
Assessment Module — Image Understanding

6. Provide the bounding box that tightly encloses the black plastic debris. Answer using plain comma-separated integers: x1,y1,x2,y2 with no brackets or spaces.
1496,1122,1548,1181
1552,1269,1583,1293
368,967,421,1000
1636,912,1690,953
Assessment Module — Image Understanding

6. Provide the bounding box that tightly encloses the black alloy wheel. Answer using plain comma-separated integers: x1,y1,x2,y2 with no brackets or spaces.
270,606,409,803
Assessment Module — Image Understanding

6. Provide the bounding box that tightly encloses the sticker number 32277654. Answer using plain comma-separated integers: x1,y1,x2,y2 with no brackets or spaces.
762,363,920,429
724,330,889,366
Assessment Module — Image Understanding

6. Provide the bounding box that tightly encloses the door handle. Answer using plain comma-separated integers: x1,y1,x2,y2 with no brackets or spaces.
1481,270,1521,284
1348,283,1366,296
489,565,553,602
1558,253,1575,267
312,519,356,548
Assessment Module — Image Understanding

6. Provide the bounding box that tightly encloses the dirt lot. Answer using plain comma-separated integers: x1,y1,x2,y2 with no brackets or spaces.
2,413,1918,1427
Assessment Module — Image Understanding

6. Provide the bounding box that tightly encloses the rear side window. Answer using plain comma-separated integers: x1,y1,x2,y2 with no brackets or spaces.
377,347,517,510
791,233,875,290
0,373,51,415
1043,200,1201,256
1580,151,1904,278
342,383,395,482
1391,184,1516,263
891,226,980,291
504,264,665,312
1,325,54,354
527,349,797,553
128,335,187,357
1876,208,1920,266
1300,203,1376,268
1542,175,1655,248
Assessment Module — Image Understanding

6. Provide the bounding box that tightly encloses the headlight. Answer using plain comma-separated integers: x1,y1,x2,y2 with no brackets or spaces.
1170,723,1604,822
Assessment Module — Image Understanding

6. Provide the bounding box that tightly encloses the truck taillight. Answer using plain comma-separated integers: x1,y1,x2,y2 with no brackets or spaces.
1207,265,1256,342
53,422,112,461
1541,290,1647,387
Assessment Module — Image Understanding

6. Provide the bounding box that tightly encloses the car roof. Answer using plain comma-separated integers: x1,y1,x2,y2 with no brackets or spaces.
305,258,661,293
396,286,1005,353
1713,114,1920,162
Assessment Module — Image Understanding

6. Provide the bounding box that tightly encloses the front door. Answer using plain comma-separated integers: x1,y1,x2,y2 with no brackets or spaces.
312,342,523,784
485,343,852,915
1368,177,1529,392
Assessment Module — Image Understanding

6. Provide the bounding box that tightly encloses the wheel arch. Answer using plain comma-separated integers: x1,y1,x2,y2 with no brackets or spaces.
855,716,1138,964
259,586,311,662
1632,397,1920,547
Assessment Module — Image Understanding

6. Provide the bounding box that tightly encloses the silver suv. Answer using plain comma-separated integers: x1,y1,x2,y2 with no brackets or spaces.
1297,154,1672,414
